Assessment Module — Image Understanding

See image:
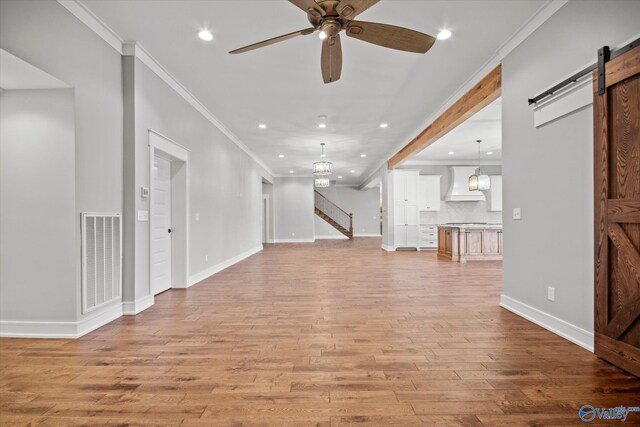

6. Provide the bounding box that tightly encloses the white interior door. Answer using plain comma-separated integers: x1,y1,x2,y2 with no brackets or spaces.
151,155,172,295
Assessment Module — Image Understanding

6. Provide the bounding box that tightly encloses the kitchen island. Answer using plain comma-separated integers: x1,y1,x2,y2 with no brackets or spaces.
437,224,503,262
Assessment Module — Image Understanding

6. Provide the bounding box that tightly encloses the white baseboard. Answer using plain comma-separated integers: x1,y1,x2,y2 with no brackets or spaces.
354,233,382,237
78,303,124,336
499,294,594,352
0,301,123,339
381,244,396,251
315,235,348,240
273,238,315,243
122,295,155,315
187,245,263,287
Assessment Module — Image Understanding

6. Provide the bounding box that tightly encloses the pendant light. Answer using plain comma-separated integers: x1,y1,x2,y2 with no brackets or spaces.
314,178,330,188
313,143,332,176
469,139,491,191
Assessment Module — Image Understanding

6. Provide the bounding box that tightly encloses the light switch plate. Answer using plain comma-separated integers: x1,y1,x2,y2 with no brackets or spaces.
513,208,522,220
137,210,149,221
547,286,555,301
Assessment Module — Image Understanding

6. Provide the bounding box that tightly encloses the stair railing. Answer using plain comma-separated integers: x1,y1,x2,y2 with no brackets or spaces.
314,190,353,236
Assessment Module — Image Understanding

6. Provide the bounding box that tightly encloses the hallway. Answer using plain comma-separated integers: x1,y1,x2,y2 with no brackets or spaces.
1,238,638,426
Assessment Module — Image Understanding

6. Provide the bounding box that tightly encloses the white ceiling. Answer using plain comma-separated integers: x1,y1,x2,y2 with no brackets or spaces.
409,98,502,163
0,49,69,90
83,0,544,184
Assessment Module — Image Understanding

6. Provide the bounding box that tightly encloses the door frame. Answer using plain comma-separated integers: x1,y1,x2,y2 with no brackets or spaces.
262,194,271,244
149,130,189,292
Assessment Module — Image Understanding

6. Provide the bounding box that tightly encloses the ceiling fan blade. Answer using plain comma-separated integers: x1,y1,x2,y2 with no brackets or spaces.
345,21,435,53
321,34,342,84
337,0,379,20
229,28,315,54
289,0,325,18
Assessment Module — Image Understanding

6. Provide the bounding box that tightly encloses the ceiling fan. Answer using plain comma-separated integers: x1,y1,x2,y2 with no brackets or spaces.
229,0,436,84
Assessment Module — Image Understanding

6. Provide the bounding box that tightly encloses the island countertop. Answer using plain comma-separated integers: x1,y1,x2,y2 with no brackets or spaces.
437,224,503,262
437,224,503,230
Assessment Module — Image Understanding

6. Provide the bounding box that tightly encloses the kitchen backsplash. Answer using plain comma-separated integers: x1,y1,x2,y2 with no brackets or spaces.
420,200,503,225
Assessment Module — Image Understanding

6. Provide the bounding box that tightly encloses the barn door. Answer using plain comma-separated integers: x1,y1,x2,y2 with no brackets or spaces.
594,41,640,377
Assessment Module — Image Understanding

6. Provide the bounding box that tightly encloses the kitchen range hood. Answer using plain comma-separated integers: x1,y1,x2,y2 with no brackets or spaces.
445,166,486,202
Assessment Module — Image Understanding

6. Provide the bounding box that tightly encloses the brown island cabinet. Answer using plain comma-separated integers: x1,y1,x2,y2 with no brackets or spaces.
437,224,503,262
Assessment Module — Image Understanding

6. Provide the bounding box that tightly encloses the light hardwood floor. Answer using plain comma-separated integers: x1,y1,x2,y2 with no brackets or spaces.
1,238,638,426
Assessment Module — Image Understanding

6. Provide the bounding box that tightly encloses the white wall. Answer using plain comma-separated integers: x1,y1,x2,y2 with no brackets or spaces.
124,56,273,303
501,0,640,349
0,0,123,329
315,185,381,238
274,178,315,242
0,89,76,323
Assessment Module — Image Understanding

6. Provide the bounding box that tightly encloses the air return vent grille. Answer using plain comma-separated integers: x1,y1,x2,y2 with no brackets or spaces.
81,213,122,313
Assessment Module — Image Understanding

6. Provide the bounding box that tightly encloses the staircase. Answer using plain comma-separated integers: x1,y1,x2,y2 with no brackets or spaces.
314,190,353,239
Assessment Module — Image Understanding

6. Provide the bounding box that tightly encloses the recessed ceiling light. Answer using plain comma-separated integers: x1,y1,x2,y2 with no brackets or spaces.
289,170,294,174
338,176,343,179
198,30,214,41
448,151,455,155
379,123,388,128
360,154,367,157
318,123,327,129
350,170,355,174
437,29,452,40
486,151,493,155
258,124,267,129
278,154,285,158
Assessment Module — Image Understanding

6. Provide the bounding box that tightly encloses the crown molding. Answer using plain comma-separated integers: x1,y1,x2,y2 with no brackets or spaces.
57,0,273,177
57,0,123,53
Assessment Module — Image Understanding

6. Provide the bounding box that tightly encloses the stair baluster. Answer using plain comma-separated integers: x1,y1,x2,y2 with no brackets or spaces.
314,190,353,239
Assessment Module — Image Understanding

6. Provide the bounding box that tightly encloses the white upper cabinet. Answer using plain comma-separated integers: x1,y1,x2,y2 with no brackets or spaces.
419,175,441,211
487,175,503,211
394,171,419,203
393,172,407,201
405,173,418,203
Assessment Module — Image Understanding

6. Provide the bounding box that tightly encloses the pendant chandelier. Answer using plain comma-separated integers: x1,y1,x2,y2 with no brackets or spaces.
313,143,332,176
469,139,491,191
314,178,330,188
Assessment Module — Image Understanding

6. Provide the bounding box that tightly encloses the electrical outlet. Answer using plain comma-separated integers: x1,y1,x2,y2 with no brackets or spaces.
547,286,555,302
205,254,208,262
195,212,200,221
513,208,522,220
292,232,295,237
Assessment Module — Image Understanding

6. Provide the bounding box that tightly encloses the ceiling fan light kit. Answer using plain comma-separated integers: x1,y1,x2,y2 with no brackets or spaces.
229,0,437,84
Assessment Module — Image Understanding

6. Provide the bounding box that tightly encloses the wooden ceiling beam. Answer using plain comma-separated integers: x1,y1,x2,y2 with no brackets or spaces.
387,64,502,169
